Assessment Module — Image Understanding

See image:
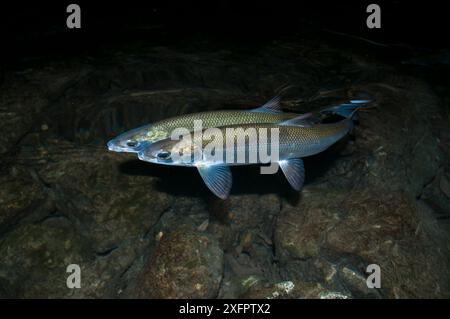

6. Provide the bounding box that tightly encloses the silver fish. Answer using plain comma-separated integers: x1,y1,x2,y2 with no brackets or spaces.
107,96,296,153
106,96,370,154
138,115,356,199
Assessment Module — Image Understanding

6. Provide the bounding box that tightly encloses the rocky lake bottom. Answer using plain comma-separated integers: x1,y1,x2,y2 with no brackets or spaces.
1,27,449,298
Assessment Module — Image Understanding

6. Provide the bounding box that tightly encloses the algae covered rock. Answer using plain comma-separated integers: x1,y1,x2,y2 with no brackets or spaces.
132,229,224,298
0,166,46,232
0,218,92,298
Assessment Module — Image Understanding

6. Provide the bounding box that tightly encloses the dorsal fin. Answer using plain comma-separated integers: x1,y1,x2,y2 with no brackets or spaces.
250,95,283,114
278,113,315,127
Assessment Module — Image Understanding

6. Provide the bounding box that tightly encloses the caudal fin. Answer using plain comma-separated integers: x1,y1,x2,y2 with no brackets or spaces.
319,99,374,119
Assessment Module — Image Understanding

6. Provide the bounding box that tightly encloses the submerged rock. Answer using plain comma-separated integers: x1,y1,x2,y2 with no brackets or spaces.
130,229,223,298
275,189,450,298
0,166,46,232
0,218,92,298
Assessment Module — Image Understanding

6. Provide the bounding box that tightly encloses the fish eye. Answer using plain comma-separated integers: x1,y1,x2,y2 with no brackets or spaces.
157,151,171,160
126,140,139,148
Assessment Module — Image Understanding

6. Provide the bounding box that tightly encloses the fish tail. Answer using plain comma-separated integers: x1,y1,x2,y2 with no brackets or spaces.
320,99,375,119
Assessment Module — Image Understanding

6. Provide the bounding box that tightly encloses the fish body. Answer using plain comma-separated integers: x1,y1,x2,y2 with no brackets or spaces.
106,96,296,153
138,119,352,166
106,96,369,154
107,94,371,198
138,118,353,198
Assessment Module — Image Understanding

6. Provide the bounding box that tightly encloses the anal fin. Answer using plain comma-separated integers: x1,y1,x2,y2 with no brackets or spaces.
279,158,305,191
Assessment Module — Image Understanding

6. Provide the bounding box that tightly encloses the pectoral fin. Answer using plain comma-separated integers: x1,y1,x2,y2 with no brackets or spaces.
279,159,305,191
197,165,232,199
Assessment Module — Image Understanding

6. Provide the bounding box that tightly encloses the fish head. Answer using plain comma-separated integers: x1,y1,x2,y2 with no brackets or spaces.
107,124,169,153
138,134,200,166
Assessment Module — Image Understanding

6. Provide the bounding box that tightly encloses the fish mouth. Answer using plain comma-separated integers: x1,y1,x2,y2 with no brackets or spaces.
107,140,128,153
138,151,168,163
137,151,145,160
137,151,155,162
107,140,120,152
107,140,114,151
107,140,145,153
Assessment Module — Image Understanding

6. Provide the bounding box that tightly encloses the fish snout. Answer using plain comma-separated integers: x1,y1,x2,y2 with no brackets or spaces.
107,140,116,151
137,151,148,161
107,139,146,153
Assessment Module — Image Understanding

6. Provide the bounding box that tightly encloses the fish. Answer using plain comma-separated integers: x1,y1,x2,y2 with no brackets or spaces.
106,96,296,153
106,96,371,154
137,114,357,199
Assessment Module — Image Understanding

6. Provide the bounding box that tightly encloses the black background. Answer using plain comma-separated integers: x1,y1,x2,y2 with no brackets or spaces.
1,0,449,65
